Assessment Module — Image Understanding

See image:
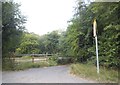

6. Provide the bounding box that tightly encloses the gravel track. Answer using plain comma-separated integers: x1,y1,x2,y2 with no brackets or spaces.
2,65,95,83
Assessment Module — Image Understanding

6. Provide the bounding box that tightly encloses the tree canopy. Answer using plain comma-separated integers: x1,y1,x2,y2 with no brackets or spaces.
2,1,26,57
61,1,120,68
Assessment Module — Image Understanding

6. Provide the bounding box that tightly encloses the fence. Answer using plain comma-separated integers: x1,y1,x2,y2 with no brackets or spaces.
15,54,54,57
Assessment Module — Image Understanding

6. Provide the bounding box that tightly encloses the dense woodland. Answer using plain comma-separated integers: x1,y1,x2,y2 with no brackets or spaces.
2,1,120,69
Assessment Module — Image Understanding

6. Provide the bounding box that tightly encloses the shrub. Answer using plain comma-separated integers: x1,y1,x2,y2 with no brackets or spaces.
2,58,15,71
57,57,74,65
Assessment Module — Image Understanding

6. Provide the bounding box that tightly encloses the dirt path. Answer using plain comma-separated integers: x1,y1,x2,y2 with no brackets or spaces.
2,65,95,83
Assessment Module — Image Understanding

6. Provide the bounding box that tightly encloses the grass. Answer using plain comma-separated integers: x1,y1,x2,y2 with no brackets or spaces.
2,57,58,71
3,56,73,71
14,61,50,70
70,63,118,83
14,58,58,70
21,56,32,59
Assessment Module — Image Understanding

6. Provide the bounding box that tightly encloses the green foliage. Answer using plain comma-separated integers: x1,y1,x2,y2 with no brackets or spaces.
57,57,74,65
48,59,57,66
2,1,26,57
16,32,40,54
2,58,15,70
41,31,60,54
60,1,119,68
2,1,26,70
16,30,61,54
99,25,120,68
21,56,32,59
59,2,93,60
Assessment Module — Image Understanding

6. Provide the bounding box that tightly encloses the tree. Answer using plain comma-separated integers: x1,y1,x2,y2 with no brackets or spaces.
61,1,120,68
16,32,40,54
41,30,60,54
2,1,26,70
2,1,26,58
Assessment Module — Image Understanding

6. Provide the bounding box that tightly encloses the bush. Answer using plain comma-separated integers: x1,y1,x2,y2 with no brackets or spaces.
21,56,32,59
57,57,74,65
48,60,57,66
2,58,16,71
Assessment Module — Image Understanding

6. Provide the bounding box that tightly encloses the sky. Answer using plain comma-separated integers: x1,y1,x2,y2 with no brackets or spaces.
14,0,76,35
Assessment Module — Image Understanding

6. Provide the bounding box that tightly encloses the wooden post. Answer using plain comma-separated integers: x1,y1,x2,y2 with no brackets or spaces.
13,52,15,62
46,52,48,58
32,53,34,63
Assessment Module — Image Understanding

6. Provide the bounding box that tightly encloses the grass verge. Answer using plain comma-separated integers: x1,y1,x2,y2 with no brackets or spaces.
14,61,49,70
2,58,58,71
14,59,58,70
70,63,118,83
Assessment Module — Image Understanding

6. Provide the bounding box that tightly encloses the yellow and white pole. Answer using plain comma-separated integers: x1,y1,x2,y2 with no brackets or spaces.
93,19,99,74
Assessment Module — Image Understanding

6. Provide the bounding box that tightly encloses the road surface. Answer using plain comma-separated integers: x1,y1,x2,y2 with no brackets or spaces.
2,65,95,83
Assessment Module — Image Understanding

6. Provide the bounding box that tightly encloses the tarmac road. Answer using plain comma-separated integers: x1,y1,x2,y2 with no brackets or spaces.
2,65,95,83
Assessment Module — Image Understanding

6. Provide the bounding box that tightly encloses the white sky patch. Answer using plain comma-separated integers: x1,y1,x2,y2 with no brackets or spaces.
14,0,76,35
